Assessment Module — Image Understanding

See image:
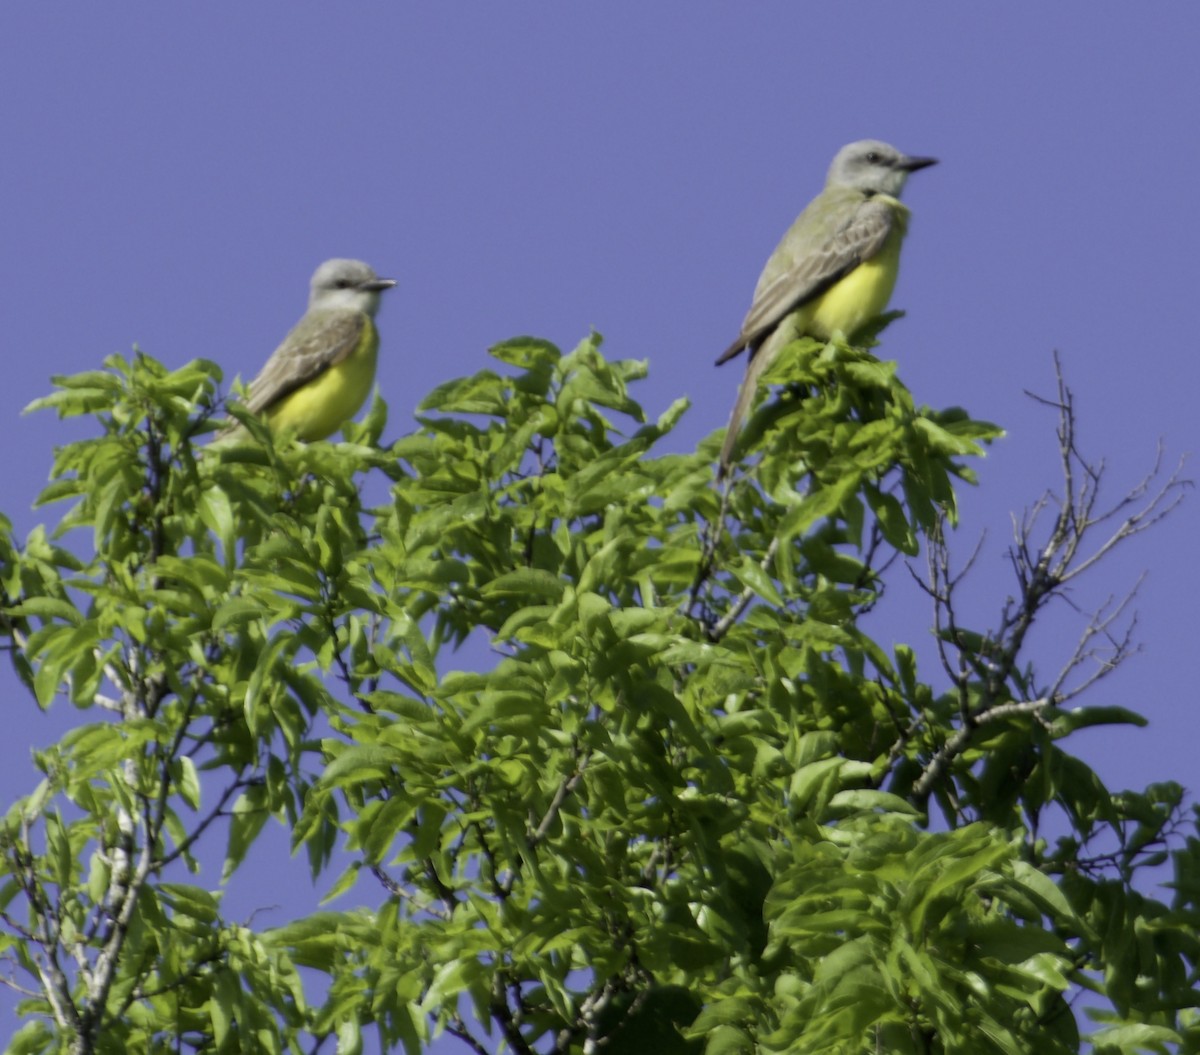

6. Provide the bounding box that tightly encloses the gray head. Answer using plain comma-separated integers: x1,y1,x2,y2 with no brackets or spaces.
307,258,397,316
826,140,937,197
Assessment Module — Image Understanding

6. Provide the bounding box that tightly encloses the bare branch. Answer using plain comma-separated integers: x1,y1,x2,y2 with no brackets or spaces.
369,865,451,921
528,754,588,850
907,353,1188,804
686,475,735,622
446,1013,491,1055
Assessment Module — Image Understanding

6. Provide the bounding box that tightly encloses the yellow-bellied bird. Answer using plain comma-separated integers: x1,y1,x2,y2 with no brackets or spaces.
716,141,936,477
230,258,396,441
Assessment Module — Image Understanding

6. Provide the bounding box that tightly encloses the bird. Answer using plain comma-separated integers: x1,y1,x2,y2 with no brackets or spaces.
716,140,937,478
226,258,396,442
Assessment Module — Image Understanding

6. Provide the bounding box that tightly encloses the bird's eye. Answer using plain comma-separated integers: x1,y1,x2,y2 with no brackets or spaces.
865,152,880,163
335,280,352,289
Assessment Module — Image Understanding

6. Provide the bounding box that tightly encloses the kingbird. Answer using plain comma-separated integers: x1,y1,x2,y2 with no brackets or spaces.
716,140,937,478
229,258,396,441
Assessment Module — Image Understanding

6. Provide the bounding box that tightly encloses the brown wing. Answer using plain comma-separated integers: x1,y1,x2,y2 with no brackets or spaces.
243,310,367,413
715,196,895,365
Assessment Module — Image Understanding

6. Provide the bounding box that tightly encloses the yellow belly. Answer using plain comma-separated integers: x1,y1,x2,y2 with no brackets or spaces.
265,321,379,441
801,224,905,340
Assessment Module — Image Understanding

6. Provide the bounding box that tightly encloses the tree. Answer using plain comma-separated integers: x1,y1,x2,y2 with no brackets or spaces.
0,330,1195,1054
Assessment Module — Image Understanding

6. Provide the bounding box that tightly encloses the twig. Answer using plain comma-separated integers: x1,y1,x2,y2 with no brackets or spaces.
707,536,781,642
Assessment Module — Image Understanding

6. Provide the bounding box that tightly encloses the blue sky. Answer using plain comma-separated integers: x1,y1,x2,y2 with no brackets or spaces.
2,5,1198,1048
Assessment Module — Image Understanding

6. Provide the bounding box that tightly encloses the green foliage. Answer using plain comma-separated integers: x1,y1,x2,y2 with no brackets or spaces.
0,338,1195,1054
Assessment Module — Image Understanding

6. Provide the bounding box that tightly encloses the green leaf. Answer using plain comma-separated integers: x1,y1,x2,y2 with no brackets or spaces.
728,555,784,606
224,787,271,881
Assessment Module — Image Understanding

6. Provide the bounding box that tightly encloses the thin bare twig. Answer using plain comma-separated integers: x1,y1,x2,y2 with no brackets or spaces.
906,352,1189,803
